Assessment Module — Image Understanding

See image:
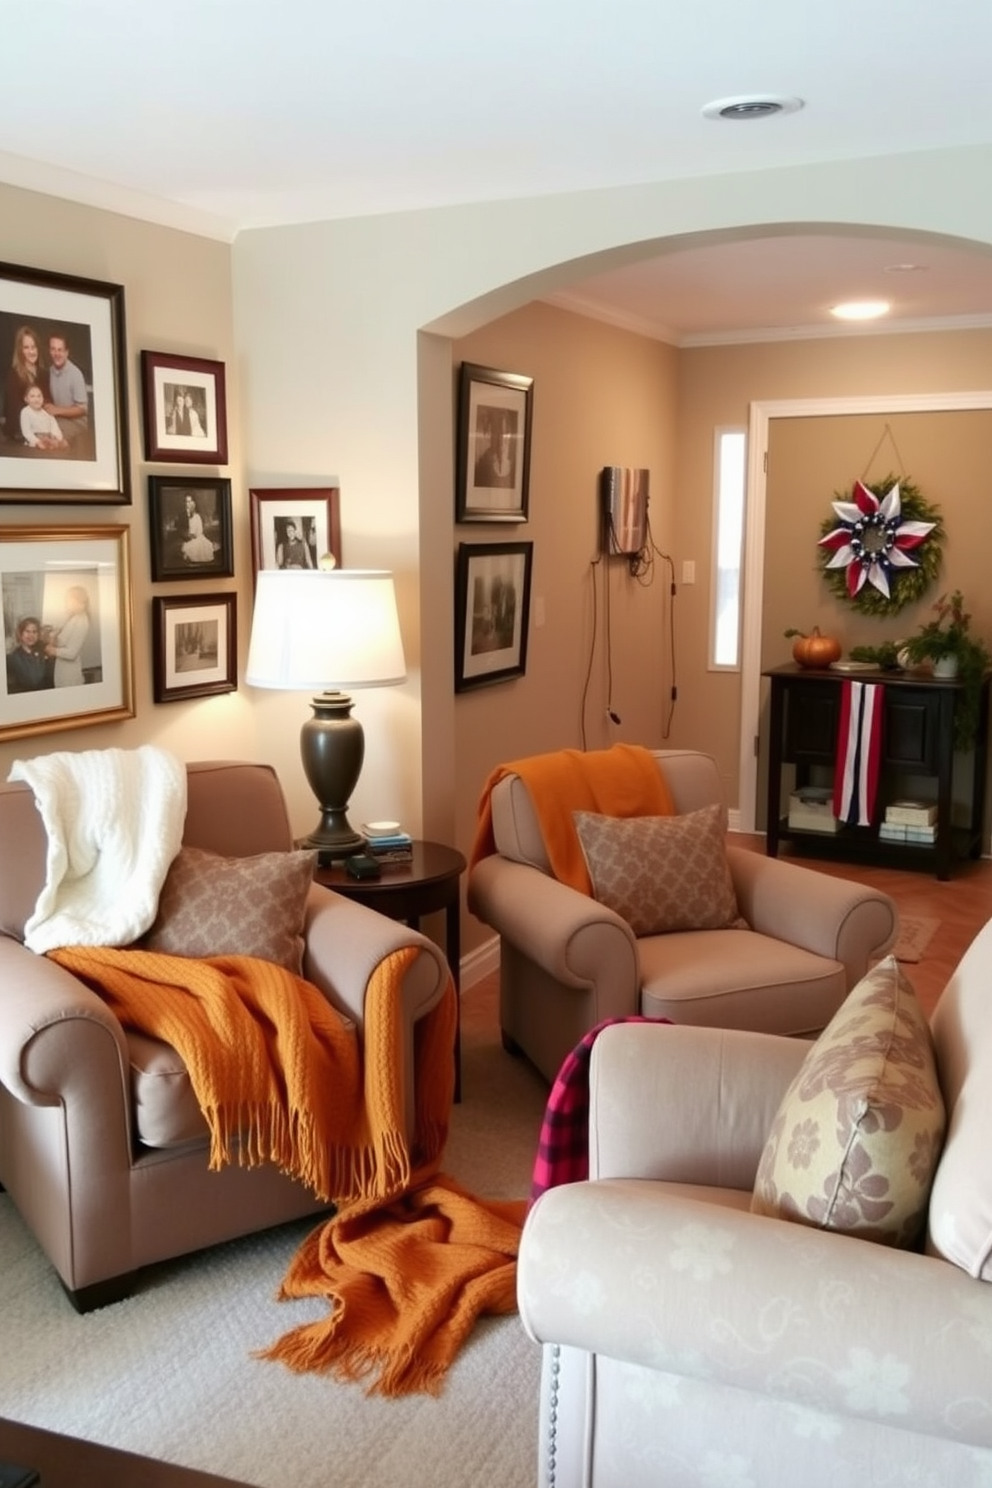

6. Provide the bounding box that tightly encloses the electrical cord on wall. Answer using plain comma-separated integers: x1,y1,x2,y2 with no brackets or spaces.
582,508,678,746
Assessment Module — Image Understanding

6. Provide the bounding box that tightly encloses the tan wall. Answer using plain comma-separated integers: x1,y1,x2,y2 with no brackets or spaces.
673,329,992,808
452,303,678,952
0,182,259,795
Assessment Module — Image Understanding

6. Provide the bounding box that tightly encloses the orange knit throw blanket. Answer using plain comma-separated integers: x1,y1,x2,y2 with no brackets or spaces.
470,742,674,894
49,943,524,1395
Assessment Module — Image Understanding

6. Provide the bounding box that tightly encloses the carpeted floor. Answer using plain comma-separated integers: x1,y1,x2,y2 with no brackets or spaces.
893,914,940,964
0,982,549,1488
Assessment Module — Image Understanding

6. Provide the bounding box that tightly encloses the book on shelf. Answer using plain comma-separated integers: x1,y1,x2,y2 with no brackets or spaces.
884,800,938,827
879,821,937,844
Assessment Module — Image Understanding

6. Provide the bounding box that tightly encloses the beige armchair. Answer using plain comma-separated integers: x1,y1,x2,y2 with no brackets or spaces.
517,920,992,1486
468,748,897,1082
0,760,450,1311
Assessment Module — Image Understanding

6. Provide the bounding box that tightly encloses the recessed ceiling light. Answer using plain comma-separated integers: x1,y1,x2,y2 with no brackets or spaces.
702,95,804,121
830,300,891,321
884,263,927,274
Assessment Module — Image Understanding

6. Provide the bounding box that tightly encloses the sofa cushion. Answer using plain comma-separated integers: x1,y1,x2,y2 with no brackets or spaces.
139,845,316,974
572,803,745,936
751,955,945,1247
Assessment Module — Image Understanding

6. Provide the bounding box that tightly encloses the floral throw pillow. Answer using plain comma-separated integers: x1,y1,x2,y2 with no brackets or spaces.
572,803,746,936
139,845,316,975
751,955,945,1247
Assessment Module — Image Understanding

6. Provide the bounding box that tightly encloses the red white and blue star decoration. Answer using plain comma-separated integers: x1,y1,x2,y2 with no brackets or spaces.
818,480,936,600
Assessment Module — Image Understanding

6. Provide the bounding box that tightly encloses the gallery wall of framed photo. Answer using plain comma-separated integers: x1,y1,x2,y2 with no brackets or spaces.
0,250,246,743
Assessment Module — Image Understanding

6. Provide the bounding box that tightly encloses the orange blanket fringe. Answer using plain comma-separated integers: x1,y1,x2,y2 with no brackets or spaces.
50,942,524,1395
469,742,674,893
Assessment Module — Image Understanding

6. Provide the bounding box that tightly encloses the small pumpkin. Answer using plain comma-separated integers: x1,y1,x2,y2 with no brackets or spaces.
785,626,842,669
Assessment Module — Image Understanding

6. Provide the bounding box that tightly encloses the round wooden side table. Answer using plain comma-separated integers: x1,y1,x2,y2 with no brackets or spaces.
313,841,467,1100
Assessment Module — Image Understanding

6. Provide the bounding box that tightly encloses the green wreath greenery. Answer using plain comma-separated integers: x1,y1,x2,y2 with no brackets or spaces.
818,473,945,619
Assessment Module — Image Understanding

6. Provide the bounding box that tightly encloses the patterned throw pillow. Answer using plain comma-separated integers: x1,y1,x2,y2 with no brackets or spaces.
140,846,316,975
751,955,945,1247
572,803,745,936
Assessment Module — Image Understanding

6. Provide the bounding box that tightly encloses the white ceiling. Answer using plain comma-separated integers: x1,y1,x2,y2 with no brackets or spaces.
4,0,992,343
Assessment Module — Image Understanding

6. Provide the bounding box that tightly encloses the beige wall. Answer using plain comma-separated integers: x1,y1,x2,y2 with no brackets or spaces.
0,182,260,795
450,303,678,953
673,330,992,811
6,147,992,978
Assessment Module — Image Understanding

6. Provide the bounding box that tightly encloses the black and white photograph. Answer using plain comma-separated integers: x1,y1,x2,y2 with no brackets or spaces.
456,362,533,523
152,592,237,703
140,350,228,465
148,476,234,582
0,525,134,740
0,260,129,503
454,540,533,691
249,486,341,585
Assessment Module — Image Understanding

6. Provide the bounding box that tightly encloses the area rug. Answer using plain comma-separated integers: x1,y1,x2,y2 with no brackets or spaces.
893,915,940,964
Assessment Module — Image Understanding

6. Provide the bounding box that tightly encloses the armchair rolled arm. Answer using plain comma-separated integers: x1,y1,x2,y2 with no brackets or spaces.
589,1021,808,1187
519,1184,990,1452
727,845,897,986
0,936,130,1108
303,884,450,1033
469,855,639,1006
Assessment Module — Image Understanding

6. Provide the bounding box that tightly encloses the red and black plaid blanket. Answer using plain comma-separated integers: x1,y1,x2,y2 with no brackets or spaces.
530,1016,668,1203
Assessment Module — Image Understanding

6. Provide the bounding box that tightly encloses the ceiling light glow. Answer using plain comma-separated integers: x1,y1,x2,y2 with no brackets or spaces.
702,95,804,121
830,300,891,321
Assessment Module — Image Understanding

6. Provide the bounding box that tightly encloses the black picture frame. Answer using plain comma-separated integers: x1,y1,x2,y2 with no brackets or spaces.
0,525,134,741
148,476,234,582
248,486,342,588
456,362,533,523
0,260,130,504
140,350,228,465
454,540,533,692
152,592,237,703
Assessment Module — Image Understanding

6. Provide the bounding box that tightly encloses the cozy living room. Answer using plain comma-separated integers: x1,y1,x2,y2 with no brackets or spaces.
3,6,992,1488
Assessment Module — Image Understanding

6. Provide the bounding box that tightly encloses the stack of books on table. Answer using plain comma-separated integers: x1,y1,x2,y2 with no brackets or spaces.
362,825,414,864
879,800,938,845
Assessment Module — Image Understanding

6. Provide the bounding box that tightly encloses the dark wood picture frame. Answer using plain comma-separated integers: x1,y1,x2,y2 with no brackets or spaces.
148,476,234,582
248,486,342,585
0,260,130,504
454,540,533,692
0,524,134,741
456,362,533,524
140,350,228,465
152,592,237,703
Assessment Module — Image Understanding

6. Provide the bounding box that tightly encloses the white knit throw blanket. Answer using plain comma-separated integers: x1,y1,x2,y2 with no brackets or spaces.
8,745,187,954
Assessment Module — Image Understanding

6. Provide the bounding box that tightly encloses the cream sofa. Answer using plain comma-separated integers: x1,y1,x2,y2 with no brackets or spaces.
518,919,992,1486
468,748,897,1081
0,760,450,1310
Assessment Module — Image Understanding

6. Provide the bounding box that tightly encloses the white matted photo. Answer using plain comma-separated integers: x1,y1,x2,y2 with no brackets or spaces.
152,592,237,703
0,525,133,740
140,350,228,465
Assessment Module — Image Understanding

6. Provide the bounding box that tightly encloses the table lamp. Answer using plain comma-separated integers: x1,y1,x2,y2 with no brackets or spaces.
246,568,406,860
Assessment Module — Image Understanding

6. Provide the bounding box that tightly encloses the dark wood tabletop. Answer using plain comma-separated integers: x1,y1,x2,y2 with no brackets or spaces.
0,1417,250,1488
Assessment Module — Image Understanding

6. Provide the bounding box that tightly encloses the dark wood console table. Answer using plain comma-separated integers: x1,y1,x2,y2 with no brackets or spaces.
763,664,991,880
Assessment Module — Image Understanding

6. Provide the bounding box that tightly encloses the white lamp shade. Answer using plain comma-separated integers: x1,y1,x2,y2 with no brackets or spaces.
246,569,407,691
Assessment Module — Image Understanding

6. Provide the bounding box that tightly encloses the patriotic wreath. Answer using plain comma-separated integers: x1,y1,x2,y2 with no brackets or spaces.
817,474,944,618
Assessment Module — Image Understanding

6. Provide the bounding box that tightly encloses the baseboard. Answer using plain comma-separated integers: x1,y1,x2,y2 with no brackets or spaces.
460,934,500,991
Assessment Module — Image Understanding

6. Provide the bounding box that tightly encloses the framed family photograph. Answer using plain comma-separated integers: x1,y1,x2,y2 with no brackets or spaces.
0,260,130,504
140,350,228,465
0,525,134,742
148,476,234,582
152,592,237,704
456,362,533,524
454,540,533,692
249,486,341,584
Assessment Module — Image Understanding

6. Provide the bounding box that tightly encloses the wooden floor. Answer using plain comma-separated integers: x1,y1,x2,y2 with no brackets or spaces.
735,834,992,1019
466,839,992,1024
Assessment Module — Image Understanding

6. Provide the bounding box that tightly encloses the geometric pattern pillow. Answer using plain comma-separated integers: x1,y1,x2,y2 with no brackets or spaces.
750,954,946,1248
139,846,316,975
572,803,746,936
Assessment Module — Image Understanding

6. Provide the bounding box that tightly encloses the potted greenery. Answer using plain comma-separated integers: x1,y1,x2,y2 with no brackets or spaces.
902,590,991,749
